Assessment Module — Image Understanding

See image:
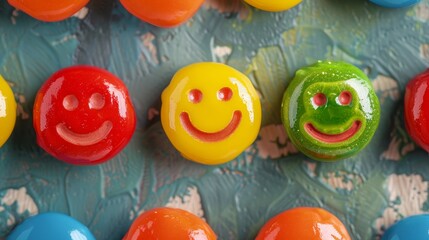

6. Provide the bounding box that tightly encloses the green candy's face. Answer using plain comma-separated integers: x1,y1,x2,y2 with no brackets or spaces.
282,61,380,161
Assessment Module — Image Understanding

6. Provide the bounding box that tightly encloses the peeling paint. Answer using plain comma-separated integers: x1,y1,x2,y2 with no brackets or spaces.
420,44,429,60
0,187,38,229
375,174,429,234
322,171,363,192
165,186,204,219
372,75,400,103
72,7,89,20
254,124,298,159
140,32,159,65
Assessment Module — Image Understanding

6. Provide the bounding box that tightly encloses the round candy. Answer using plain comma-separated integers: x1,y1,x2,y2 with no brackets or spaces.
405,69,429,153
256,207,351,240
120,0,204,27
0,75,16,148
7,0,89,22
33,65,136,165
382,214,429,240
369,0,419,8
161,62,261,165
281,61,380,161
7,212,95,240
123,207,217,240
244,0,302,12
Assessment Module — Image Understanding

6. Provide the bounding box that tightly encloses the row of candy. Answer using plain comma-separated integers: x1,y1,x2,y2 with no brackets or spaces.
4,0,421,26
2,61,429,164
5,206,428,239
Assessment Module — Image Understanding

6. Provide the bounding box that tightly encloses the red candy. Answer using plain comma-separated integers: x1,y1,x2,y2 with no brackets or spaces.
33,66,136,165
405,69,429,152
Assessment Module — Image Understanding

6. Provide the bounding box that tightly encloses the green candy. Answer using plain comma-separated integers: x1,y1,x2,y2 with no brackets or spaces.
281,61,380,161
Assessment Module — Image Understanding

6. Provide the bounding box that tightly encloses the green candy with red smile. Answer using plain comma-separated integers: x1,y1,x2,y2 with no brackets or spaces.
281,61,380,161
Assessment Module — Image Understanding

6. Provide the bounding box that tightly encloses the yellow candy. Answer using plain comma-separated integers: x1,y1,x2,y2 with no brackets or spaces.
0,75,16,147
161,62,261,165
244,0,302,12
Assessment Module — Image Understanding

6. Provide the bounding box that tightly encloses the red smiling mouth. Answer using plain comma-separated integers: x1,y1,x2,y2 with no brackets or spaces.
304,121,361,143
180,111,242,142
56,121,113,146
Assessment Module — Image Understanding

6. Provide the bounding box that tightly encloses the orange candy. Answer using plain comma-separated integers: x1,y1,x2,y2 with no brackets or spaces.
256,207,351,240
7,0,89,22
123,207,217,240
120,0,204,27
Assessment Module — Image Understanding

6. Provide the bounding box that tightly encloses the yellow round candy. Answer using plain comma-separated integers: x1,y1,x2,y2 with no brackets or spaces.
244,0,302,12
161,62,262,165
0,75,16,147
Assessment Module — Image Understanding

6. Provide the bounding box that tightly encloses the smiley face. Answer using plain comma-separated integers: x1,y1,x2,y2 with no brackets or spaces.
0,75,16,148
369,0,419,8
7,0,89,22
161,62,261,165
244,0,302,12
282,61,380,161
33,66,136,165
120,0,204,27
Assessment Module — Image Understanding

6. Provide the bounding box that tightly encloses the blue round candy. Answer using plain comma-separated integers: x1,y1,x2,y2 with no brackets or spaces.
369,0,420,8
382,214,429,240
7,212,95,240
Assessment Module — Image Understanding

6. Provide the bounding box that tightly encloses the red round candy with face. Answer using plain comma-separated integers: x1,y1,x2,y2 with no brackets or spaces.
33,66,136,165
405,69,429,152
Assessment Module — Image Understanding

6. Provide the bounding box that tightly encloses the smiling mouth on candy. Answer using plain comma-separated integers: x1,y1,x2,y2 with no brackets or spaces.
180,111,242,142
304,120,361,143
56,121,113,146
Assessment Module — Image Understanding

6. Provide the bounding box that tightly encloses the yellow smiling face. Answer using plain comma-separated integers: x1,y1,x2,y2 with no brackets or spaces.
244,0,302,12
0,75,16,147
161,62,261,165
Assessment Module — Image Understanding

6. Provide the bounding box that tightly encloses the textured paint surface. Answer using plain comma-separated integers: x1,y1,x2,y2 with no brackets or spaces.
1,0,429,239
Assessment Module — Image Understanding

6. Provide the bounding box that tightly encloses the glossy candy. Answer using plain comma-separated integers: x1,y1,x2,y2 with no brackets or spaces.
120,0,204,27
404,69,429,152
281,61,380,161
161,62,261,165
244,0,302,12
7,212,95,240
382,214,429,240
369,0,419,8
33,66,136,165
123,207,217,240
7,0,89,22
0,75,16,148
256,207,351,240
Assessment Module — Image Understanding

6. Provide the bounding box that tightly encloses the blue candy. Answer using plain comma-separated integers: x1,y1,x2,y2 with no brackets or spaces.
7,212,95,240
370,0,420,8
382,214,429,240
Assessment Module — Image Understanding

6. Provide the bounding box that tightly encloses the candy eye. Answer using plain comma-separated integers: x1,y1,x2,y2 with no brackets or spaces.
338,91,352,106
63,95,78,111
188,89,203,103
312,93,327,107
89,93,105,110
218,87,233,101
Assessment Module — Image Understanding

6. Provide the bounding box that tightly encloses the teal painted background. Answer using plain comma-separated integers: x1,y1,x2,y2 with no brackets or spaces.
1,0,429,239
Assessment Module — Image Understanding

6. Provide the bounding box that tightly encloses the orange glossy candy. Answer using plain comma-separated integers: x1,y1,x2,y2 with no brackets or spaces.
123,207,217,240
256,207,351,240
7,0,89,22
120,0,204,27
